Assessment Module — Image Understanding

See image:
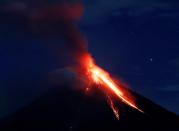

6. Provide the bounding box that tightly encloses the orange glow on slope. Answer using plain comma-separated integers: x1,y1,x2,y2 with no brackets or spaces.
85,57,143,115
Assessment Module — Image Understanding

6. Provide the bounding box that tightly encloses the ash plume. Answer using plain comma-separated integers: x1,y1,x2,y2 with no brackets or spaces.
0,0,90,70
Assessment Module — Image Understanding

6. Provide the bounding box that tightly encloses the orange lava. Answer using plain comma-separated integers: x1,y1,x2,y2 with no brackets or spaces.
85,56,143,117
107,95,120,120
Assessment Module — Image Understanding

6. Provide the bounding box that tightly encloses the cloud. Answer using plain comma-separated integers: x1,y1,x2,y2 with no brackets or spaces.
82,0,179,24
49,68,88,91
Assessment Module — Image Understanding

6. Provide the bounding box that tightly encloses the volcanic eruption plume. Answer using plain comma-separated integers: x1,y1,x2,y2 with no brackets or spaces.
58,1,144,119
1,0,143,119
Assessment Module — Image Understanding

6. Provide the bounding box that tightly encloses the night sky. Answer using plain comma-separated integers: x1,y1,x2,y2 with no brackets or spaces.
0,0,179,119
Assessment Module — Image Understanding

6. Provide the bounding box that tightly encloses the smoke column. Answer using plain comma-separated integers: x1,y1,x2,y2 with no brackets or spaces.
1,0,90,68
29,1,91,72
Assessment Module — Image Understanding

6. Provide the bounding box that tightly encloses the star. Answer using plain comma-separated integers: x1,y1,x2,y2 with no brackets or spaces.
149,58,153,62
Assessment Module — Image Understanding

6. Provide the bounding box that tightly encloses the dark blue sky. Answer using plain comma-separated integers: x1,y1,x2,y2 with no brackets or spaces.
0,0,179,118
81,0,179,114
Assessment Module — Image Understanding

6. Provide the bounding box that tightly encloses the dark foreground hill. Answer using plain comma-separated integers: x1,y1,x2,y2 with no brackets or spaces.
0,83,179,131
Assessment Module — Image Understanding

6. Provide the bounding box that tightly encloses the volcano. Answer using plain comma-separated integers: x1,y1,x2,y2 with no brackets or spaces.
0,1,179,131
0,81,179,131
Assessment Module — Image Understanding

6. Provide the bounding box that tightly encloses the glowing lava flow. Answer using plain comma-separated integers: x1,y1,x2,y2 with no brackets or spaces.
86,60,143,117
107,95,120,120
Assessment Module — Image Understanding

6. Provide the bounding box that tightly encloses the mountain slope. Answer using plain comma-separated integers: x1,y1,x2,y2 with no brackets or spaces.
0,84,179,131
